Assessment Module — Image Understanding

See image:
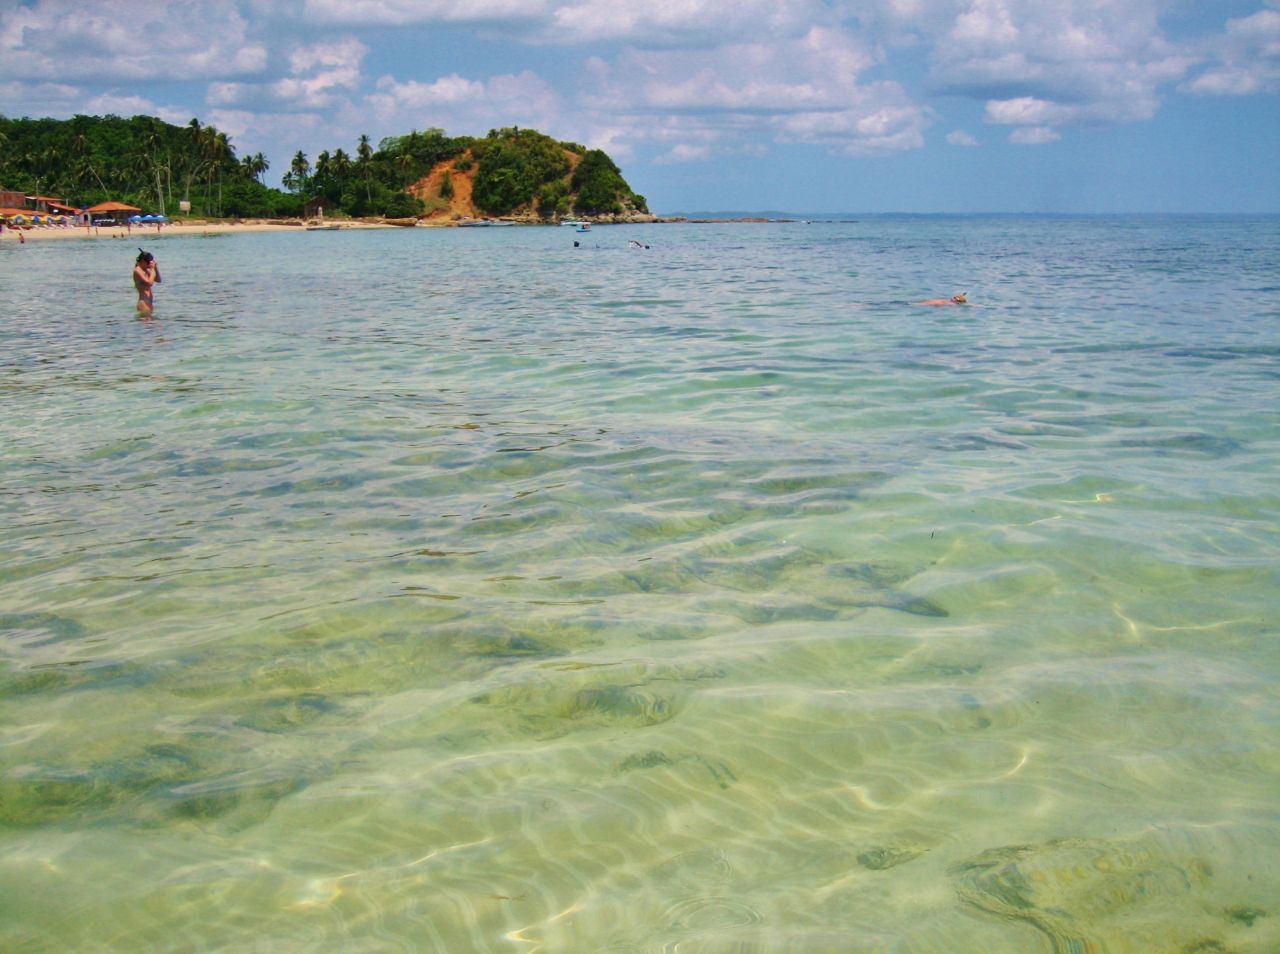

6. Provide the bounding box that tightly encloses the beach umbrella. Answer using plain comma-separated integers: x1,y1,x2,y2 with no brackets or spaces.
141,214,156,222
129,214,143,223
12,215,25,224
155,215,168,222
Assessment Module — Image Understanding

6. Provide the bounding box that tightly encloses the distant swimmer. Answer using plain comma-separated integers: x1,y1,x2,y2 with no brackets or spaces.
920,293,967,306
133,249,161,316
628,240,651,249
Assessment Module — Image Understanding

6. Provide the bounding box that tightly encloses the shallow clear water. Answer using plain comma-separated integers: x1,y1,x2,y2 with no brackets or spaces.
2,217,1278,952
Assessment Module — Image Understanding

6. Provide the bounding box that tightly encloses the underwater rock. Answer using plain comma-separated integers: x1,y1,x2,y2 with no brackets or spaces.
0,611,88,648
948,832,1270,954
857,845,926,871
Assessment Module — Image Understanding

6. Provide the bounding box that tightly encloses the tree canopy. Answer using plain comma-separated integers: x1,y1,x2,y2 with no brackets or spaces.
1,113,647,220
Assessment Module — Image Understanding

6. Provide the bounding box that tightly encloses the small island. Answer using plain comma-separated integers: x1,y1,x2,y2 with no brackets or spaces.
0,114,655,227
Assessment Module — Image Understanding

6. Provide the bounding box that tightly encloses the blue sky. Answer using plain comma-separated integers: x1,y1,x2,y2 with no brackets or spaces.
2,0,1278,213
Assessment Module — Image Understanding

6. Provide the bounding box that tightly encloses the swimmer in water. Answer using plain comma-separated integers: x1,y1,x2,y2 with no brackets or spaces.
920,293,967,306
133,249,161,316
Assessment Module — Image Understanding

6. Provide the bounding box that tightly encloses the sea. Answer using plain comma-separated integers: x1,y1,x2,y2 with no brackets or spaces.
2,216,1278,953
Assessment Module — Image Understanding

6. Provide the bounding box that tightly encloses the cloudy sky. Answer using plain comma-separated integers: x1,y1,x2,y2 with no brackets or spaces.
2,0,1278,212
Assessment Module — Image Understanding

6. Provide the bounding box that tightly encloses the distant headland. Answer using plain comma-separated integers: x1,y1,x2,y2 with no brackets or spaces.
0,113,652,226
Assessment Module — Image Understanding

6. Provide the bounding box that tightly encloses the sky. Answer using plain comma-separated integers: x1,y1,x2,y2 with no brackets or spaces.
2,0,1278,213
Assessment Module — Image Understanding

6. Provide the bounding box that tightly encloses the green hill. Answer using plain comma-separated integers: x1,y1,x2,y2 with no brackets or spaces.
0,114,647,221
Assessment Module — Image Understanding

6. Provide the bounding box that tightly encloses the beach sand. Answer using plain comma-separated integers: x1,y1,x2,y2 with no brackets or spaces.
0,218,440,243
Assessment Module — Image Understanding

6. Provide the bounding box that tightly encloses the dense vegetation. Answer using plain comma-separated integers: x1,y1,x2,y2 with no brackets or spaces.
1,114,647,220
572,149,639,215
0,113,300,217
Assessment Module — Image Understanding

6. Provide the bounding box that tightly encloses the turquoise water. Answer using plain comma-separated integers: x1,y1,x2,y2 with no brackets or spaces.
2,217,1278,952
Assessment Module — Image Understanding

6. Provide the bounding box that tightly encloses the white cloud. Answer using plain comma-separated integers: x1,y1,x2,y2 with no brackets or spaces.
371,75,488,110
302,0,831,47
1008,125,1060,144
80,94,189,124
366,70,563,135
655,144,713,164
577,126,638,161
946,129,979,145
0,0,268,82
0,80,189,124
575,27,928,156
1187,8,1280,96
548,0,828,46
0,79,81,117
927,0,1197,132
287,37,366,77
272,38,367,108
302,0,553,26
207,83,248,107
984,95,1057,125
583,26,879,116
774,97,929,155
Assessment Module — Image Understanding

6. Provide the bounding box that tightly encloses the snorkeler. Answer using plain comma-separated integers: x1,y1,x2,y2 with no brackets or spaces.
133,249,161,316
920,293,967,306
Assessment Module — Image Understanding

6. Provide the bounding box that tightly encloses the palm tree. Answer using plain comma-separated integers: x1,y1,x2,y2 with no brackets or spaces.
287,151,311,194
144,129,166,213
330,148,352,202
396,152,414,188
130,150,155,207
183,118,204,212
239,152,269,185
211,130,234,215
357,134,373,203
332,149,352,181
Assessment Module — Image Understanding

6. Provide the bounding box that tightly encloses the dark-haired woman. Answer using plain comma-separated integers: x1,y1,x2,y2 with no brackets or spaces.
134,250,161,316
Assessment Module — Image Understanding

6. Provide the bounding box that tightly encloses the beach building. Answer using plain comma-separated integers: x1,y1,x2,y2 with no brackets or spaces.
0,191,79,214
34,196,80,216
85,200,142,225
30,195,67,213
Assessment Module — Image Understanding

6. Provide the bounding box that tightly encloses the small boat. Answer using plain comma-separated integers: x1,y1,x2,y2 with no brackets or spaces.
306,223,340,231
575,222,591,233
562,219,589,229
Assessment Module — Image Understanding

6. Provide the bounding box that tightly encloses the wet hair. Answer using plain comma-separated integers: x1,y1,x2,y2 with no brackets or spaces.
136,249,153,265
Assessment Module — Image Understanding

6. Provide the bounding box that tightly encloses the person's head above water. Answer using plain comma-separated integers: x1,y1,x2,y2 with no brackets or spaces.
951,293,967,304
136,249,154,265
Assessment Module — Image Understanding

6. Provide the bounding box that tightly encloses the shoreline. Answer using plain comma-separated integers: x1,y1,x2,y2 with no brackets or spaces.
0,218,426,244
0,215,772,244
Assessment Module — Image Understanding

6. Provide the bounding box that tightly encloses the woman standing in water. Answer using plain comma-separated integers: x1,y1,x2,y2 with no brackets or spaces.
133,250,161,316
